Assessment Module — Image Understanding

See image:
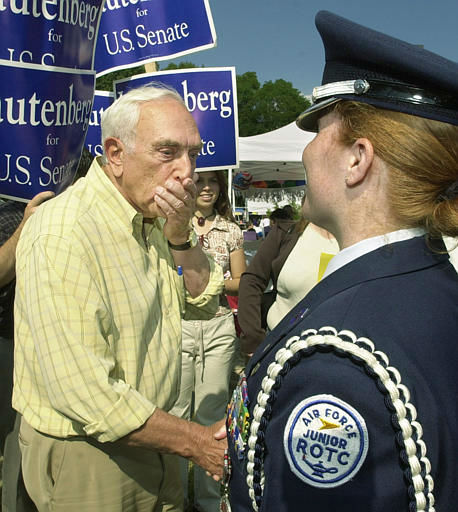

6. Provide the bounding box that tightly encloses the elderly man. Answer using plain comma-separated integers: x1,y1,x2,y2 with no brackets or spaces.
13,83,226,512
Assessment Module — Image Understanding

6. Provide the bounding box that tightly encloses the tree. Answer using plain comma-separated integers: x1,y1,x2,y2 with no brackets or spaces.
236,72,262,136
95,61,199,91
95,65,146,92
161,61,199,70
236,74,310,136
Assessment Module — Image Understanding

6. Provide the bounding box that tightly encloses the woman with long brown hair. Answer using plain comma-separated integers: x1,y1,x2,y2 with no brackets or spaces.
171,169,246,512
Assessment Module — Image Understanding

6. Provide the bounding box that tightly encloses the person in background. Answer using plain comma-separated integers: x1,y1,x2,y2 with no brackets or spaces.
1,150,93,512
171,170,246,512
249,218,263,239
244,220,254,230
243,222,257,239
281,204,295,219
0,192,54,512
259,215,271,238
265,221,338,334
226,11,458,511
267,206,294,228
12,83,226,512
0,193,53,288
238,205,338,354
260,206,294,239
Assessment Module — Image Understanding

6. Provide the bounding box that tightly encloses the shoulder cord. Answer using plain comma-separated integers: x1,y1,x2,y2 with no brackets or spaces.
245,326,435,512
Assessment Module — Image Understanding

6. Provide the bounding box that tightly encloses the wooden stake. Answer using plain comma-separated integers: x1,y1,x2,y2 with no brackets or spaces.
144,62,157,73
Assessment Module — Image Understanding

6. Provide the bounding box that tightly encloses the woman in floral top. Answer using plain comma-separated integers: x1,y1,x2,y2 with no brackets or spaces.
170,170,246,512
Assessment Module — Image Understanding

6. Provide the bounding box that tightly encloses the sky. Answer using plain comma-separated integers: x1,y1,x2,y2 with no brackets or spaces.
163,0,458,96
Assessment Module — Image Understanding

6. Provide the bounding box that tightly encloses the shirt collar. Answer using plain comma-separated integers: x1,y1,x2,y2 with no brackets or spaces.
322,228,427,279
210,213,230,232
90,157,161,234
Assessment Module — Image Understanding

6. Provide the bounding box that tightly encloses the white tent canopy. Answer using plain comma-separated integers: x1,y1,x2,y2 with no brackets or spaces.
237,121,316,182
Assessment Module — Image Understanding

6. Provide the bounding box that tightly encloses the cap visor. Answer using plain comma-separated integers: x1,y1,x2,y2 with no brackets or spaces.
296,97,340,132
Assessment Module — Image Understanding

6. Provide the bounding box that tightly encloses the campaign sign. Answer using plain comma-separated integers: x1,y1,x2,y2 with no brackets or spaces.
0,60,95,202
0,0,104,70
114,68,239,171
95,0,216,76
85,90,115,157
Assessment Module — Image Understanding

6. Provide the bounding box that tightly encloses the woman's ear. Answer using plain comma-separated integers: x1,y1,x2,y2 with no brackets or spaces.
345,138,374,186
104,137,125,178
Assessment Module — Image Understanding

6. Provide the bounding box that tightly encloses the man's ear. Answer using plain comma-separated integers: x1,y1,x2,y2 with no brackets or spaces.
345,138,374,186
104,137,125,178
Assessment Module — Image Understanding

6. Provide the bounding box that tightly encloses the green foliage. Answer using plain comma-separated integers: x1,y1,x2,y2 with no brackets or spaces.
289,202,302,221
237,74,310,136
161,61,199,70
95,61,200,92
95,65,146,92
236,72,261,136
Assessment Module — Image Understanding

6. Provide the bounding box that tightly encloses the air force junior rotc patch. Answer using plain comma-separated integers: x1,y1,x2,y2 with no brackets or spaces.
283,394,368,488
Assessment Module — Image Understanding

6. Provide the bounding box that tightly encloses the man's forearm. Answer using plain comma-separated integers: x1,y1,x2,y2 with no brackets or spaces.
120,408,226,479
170,245,210,297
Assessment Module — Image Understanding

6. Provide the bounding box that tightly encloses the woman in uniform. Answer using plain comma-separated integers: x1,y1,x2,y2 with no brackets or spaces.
225,11,458,512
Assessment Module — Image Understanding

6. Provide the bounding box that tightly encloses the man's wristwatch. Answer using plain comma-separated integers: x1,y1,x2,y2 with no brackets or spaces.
167,230,197,251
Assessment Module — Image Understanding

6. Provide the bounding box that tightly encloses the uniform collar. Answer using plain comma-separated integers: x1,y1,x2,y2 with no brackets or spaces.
323,228,426,279
246,234,447,374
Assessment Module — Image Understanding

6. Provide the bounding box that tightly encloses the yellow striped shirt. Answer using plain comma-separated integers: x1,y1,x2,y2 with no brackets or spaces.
13,158,223,442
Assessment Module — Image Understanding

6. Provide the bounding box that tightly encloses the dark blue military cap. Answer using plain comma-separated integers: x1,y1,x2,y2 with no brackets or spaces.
297,11,458,131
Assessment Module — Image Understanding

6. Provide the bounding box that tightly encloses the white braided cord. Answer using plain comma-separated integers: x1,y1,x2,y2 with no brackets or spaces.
245,327,435,512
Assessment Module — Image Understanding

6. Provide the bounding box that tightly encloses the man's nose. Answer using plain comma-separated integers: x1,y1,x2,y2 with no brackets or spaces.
174,153,194,180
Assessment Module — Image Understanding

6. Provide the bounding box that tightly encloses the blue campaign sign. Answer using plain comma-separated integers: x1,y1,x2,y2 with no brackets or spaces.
114,67,239,171
0,0,104,70
85,91,114,157
95,0,216,76
0,60,95,202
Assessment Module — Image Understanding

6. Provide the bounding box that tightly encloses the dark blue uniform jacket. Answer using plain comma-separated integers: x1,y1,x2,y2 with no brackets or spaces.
228,236,458,512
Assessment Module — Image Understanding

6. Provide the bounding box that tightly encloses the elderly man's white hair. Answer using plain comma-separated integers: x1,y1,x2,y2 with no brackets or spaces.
100,82,185,164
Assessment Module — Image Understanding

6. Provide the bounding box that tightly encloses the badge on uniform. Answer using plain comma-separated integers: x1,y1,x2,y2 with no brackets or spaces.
227,373,250,460
283,394,368,488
